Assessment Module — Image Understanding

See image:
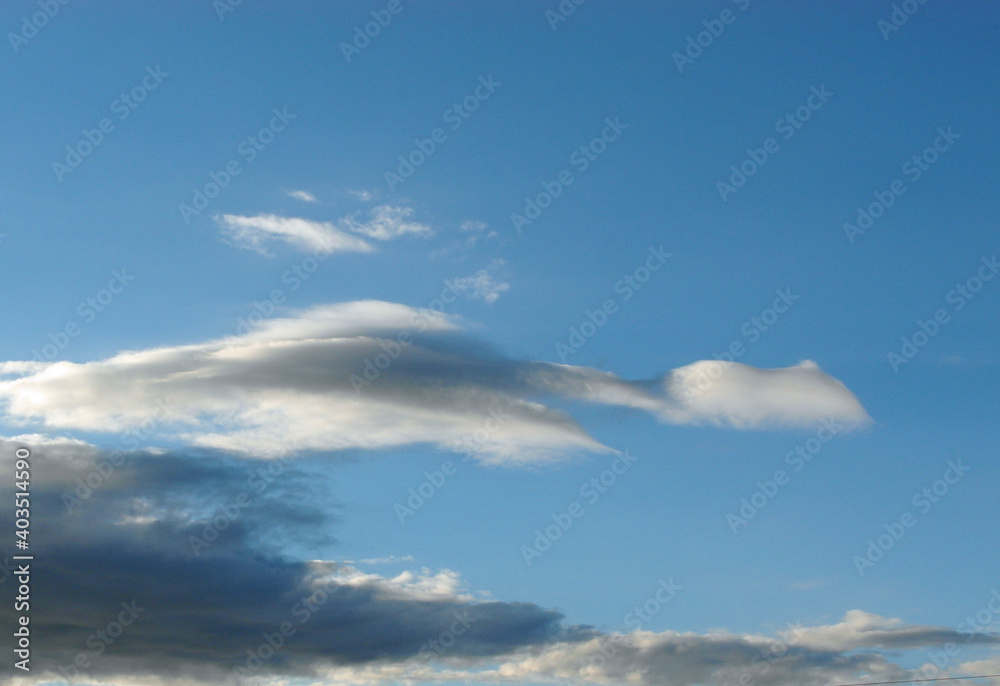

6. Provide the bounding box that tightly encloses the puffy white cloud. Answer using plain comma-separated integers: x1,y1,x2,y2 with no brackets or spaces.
315,563,481,603
663,359,871,428
0,301,870,462
216,213,373,255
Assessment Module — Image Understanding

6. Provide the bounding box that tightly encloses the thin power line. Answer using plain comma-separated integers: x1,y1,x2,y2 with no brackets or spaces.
835,674,1000,686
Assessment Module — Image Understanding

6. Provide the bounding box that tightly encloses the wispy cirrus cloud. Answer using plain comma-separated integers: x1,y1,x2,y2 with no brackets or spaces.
790,577,829,591
216,213,374,256
216,205,432,256
457,219,498,248
353,554,415,565
286,189,318,202
340,204,432,240
452,260,509,303
0,301,870,463
349,189,377,202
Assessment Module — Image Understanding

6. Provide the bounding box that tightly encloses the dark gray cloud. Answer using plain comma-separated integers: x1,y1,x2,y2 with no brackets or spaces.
0,439,591,685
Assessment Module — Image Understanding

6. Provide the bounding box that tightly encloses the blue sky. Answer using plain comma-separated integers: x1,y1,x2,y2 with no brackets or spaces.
1,2,999,686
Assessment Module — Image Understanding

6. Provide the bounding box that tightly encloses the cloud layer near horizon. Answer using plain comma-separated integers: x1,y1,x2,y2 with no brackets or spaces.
0,439,991,686
0,301,870,462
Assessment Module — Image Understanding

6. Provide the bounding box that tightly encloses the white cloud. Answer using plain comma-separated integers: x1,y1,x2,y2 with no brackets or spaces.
0,433,99,466
215,213,373,256
308,609,983,686
286,189,318,202
956,658,1000,682
0,360,47,376
458,219,499,248
215,205,432,256
349,189,377,202
341,205,433,240
4,472,981,686
663,359,871,428
354,555,415,565
451,260,510,303
313,563,479,602
0,301,870,463
777,609,983,651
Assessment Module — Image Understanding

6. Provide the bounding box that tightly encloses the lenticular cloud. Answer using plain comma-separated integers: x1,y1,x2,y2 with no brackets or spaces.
663,359,871,428
0,301,870,462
